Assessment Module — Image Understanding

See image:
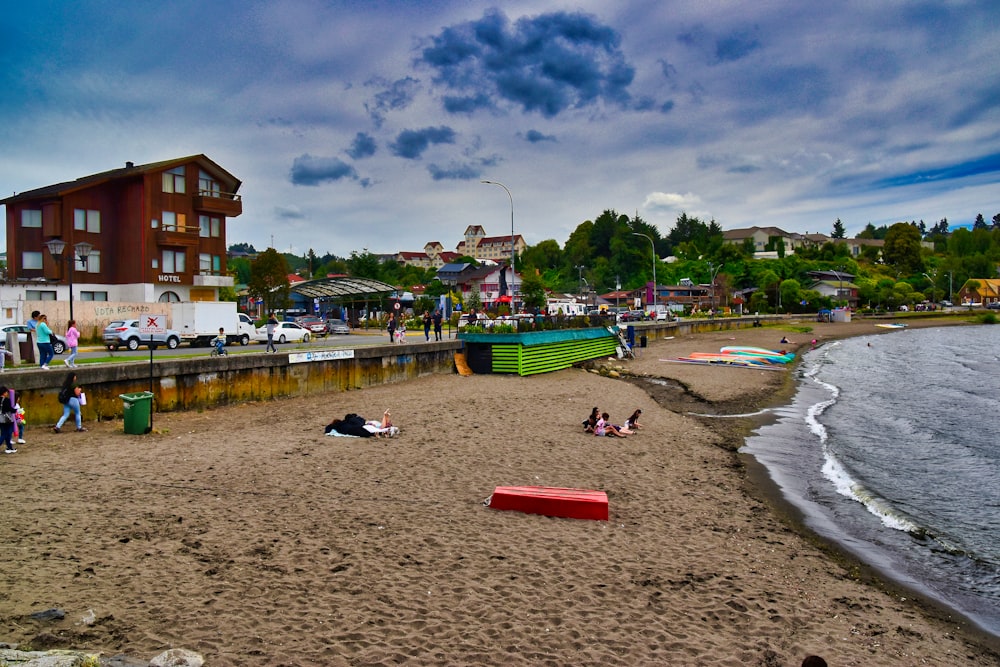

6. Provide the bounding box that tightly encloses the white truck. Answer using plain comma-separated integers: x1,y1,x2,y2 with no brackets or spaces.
546,299,587,316
170,302,256,347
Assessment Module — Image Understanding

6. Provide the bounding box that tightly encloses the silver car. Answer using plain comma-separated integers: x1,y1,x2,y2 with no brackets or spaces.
325,318,350,335
103,319,181,351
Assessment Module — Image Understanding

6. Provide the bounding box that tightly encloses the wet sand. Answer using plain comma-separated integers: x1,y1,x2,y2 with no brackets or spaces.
1,316,997,665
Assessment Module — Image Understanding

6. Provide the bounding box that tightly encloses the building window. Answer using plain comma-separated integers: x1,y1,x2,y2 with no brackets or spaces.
159,291,181,302
162,211,186,232
82,250,100,273
80,291,108,301
198,170,221,196
25,289,57,300
199,253,212,272
74,208,101,233
22,251,43,270
163,166,186,194
213,255,221,272
21,210,42,228
198,215,221,238
162,249,185,273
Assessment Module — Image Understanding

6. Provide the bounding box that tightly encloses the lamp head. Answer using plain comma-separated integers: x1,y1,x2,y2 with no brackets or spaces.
44,238,67,258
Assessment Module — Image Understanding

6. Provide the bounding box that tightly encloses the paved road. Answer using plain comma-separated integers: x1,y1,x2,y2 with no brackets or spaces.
67,328,458,364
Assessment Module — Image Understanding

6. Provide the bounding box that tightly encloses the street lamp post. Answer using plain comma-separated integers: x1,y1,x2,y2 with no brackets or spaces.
707,262,722,312
576,265,588,303
481,180,515,309
922,272,936,303
632,233,656,310
44,239,93,322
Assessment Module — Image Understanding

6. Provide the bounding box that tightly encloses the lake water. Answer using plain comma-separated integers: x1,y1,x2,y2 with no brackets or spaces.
741,324,1000,637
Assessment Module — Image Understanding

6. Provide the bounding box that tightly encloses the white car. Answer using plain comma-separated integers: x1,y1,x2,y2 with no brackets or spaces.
0,324,68,354
255,321,311,344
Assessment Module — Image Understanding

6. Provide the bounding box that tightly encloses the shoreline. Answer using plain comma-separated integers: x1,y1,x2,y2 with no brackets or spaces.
2,315,999,665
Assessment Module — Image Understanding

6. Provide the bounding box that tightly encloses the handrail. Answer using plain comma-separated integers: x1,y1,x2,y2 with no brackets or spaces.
196,189,241,202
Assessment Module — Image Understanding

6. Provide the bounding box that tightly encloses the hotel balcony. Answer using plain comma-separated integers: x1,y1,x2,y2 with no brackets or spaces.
156,226,201,247
193,190,243,217
194,271,235,288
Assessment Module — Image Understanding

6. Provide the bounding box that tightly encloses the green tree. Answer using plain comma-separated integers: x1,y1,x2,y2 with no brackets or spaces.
519,270,547,311
832,218,846,238
248,248,291,314
779,279,801,312
882,222,924,275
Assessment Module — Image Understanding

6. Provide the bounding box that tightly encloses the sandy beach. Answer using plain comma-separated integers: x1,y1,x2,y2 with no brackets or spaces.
2,317,998,665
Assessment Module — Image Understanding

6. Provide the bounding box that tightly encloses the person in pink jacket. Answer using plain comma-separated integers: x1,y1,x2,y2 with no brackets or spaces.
64,319,80,368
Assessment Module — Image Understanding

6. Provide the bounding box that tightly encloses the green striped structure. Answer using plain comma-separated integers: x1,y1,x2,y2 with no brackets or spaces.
460,328,621,376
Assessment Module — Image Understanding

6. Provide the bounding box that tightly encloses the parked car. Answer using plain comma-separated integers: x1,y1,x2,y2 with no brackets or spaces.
325,318,350,335
0,324,67,354
255,321,311,343
294,316,327,336
102,319,181,351
987,302,1000,310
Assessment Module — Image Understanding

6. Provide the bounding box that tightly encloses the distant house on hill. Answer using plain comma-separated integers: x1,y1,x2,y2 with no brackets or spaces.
957,278,1000,306
722,226,890,259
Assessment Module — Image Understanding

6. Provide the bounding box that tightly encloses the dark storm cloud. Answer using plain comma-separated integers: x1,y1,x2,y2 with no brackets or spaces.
389,126,456,159
290,154,358,186
346,132,377,159
419,9,636,117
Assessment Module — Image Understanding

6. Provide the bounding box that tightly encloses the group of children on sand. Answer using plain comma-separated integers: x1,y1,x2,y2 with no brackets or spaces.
582,407,642,438
0,386,27,454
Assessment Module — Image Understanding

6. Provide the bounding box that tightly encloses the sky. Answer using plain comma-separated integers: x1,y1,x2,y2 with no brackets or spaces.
2,0,999,258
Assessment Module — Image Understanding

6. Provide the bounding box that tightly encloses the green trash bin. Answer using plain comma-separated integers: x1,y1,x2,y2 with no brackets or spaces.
120,391,153,434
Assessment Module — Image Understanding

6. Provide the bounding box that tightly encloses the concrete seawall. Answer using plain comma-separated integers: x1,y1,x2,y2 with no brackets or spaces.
9,316,777,426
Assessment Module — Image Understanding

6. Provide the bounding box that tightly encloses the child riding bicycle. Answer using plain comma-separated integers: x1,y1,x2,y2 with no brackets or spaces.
212,328,227,356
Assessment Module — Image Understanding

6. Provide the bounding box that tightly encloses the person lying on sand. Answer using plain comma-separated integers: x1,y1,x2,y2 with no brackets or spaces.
325,410,398,437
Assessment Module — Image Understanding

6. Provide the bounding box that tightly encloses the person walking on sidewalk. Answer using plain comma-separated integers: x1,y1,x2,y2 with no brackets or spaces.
64,319,80,368
35,314,55,369
265,313,279,353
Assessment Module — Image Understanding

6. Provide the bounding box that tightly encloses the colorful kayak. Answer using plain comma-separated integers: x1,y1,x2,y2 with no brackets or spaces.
719,346,795,363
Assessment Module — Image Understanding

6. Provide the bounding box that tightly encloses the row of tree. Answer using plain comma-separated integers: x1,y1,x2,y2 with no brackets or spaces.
229,209,1000,314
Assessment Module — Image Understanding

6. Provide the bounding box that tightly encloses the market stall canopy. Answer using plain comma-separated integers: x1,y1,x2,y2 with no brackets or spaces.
289,276,396,300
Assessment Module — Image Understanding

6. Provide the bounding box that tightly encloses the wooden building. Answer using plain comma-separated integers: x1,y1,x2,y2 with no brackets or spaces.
1,155,242,304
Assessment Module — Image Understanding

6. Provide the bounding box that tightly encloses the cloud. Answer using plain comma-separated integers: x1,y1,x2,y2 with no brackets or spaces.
389,126,456,159
274,205,305,219
365,76,420,126
442,93,494,114
289,155,358,186
346,132,377,159
428,162,481,181
419,9,635,118
522,129,556,143
714,29,762,63
644,191,704,214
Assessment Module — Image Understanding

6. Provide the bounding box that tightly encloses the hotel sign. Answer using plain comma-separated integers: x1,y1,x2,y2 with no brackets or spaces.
158,274,183,283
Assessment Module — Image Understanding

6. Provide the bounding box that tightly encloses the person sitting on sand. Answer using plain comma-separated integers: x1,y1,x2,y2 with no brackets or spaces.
625,409,643,431
595,412,627,438
780,336,789,344
582,407,599,433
